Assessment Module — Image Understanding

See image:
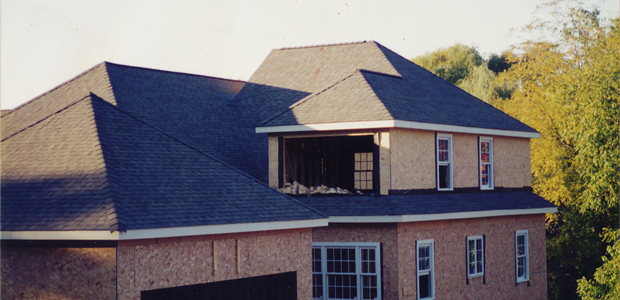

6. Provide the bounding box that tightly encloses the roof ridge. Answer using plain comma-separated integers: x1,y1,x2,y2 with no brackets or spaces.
103,61,247,84
0,94,94,142
1,62,108,118
89,96,328,221
84,93,125,232
257,70,362,126
275,40,371,51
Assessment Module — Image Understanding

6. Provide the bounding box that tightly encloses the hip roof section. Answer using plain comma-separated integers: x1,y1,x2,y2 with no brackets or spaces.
247,41,537,135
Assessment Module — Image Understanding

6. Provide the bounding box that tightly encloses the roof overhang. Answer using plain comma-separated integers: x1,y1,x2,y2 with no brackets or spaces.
327,207,557,223
0,218,328,241
256,119,540,139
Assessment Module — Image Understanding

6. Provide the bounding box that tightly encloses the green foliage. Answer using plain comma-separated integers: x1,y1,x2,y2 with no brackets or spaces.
578,230,620,300
412,45,514,102
487,52,513,74
497,7,619,300
412,44,483,85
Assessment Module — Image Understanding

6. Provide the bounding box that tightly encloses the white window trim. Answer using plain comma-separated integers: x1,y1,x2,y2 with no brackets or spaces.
515,230,529,283
312,242,382,300
436,133,453,191
467,235,484,278
479,137,494,190
416,239,435,300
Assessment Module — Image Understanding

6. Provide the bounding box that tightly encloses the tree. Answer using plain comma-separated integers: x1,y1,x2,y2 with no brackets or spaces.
496,7,619,300
412,45,513,103
412,44,483,85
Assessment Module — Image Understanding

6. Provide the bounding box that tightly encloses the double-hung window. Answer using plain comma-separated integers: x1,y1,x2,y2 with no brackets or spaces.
515,230,529,283
312,242,381,300
416,240,435,300
436,134,453,191
467,236,484,278
479,137,493,190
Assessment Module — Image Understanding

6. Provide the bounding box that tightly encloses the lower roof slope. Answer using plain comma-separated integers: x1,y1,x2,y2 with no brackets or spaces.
298,191,556,221
1,91,325,235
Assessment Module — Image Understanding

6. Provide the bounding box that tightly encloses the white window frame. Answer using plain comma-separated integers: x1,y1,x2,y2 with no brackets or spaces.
312,242,382,300
416,239,435,300
467,235,484,278
479,137,494,190
436,134,453,191
515,230,529,283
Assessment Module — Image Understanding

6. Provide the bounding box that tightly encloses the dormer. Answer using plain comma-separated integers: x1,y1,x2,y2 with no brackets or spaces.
250,42,539,196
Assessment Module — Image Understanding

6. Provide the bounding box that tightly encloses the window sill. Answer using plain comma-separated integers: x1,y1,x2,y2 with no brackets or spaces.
468,273,484,279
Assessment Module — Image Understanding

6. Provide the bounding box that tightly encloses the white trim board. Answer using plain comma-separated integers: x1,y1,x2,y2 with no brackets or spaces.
1,218,328,241
327,207,557,223
256,119,540,139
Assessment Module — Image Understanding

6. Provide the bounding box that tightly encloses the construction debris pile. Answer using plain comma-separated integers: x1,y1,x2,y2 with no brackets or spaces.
279,182,354,195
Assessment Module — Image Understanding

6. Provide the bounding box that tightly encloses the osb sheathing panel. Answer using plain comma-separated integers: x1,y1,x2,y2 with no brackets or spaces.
379,131,391,195
313,223,400,300
1,247,115,300
494,137,532,188
397,215,547,300
390,128,435,190
268,135,279,188
453,134,479,188
117,228,313,300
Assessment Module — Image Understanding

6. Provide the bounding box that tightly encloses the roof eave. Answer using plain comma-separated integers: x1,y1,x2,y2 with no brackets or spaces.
256,119,540,139
328,207,557,223
0,218,329,241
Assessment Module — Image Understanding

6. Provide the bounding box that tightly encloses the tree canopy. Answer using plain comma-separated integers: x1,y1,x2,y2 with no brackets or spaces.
412,4,619,300
496,8,619,300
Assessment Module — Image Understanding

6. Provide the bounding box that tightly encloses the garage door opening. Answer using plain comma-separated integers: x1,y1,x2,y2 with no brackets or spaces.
141,271,297,300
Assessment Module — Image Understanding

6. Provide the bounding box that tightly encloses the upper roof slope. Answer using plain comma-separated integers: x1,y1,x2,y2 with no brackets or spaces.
1,65,325,233
256,41,537,133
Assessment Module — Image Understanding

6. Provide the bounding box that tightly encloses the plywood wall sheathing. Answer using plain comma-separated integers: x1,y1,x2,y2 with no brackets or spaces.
397,215,547,300
116,228,313,299
268,135,279,188
390,128,435,189
494,137,532,188
1,247,116,300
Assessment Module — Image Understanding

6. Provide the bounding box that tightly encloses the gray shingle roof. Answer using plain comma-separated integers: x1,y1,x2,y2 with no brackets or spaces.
297,192,555,217
259,42,537,133
1,65,325,232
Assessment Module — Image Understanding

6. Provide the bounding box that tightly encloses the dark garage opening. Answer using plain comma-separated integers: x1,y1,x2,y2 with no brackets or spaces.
141,271,297,300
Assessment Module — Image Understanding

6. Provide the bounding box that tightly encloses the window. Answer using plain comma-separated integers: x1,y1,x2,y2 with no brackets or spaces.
417,240,434,300
479,137,493,190
354,152,374,191
312,242,381,300
467,236,484,278
436,134,453,191
515,230,529,283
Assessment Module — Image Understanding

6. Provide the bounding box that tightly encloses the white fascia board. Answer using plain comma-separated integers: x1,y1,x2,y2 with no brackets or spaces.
0,230,120,241
255,120,540,139
255,120,395,133
1,219,329,241
393,120,540,139
328,207,557,223
118,218,328,240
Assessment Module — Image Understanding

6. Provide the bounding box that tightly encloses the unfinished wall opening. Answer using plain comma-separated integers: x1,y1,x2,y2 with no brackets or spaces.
283,135,376,194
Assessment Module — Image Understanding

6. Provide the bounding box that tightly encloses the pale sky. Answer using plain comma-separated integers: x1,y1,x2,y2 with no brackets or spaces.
2,0,618,109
